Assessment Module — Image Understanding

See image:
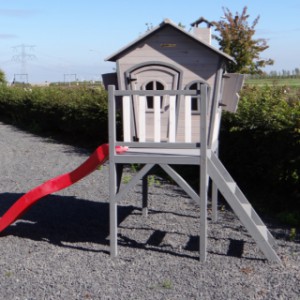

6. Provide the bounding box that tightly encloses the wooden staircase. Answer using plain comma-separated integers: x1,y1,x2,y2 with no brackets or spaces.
207,151,282,264
108,85,282,264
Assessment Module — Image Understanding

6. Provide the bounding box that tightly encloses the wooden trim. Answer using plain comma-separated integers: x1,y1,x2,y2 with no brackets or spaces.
114,89,199,96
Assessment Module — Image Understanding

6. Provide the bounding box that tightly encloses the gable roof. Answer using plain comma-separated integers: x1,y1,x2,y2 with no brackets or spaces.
105,18,234,62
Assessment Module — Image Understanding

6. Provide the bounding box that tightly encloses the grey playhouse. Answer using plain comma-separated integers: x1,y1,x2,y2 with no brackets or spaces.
102,18,282,264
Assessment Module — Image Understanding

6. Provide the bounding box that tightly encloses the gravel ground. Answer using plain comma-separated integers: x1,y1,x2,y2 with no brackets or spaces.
0,122,299,300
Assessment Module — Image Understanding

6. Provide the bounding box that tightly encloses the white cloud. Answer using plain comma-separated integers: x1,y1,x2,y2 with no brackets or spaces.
0,33,18,39
0,9,37,18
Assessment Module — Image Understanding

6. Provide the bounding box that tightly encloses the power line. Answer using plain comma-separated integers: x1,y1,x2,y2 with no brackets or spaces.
12,44,36,75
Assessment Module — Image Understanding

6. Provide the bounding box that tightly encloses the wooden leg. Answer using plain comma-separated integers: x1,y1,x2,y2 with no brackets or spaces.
200,84,208,262
212,181,218,222
200,166,208,262
110,200,118,257
142,175,148,217
212,148,219,222
109,162,118,257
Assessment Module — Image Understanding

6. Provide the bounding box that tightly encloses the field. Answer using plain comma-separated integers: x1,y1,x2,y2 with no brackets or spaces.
245,76,300,88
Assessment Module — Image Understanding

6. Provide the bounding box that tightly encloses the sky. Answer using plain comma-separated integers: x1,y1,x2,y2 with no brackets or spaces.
0,0,299,83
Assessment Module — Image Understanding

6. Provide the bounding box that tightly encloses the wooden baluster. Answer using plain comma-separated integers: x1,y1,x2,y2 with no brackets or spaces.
123,96,131,142
138,96,146,142
154,96,161,142
184,95,192,142
168,95,176,142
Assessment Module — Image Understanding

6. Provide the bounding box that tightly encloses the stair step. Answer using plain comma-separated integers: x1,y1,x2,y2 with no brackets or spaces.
257,225,268,241
227,182,236,193
207,153,281,264
241,203,252,217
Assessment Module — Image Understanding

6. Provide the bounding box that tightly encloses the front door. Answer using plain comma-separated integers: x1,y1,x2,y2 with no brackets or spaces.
126,63,181,141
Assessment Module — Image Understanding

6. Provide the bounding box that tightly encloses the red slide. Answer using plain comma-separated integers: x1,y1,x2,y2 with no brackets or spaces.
0,144,128,233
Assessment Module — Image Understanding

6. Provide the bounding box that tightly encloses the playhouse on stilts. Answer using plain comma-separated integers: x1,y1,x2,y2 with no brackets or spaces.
102,18,282,264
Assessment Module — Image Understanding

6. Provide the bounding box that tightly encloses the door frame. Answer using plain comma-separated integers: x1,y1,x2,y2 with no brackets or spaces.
125,61,183,90
124,61,183,141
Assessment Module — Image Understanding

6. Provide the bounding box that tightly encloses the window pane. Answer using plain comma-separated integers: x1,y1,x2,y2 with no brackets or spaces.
191,98,198,111
156,81,164,90
190,83,197,90
187,82,201,112
146,97,154,109
146,81,153,90
145,80,164,109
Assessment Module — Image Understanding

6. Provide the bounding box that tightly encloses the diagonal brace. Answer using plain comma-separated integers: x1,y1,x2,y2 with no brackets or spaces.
115,163,155,203
159,164,200,204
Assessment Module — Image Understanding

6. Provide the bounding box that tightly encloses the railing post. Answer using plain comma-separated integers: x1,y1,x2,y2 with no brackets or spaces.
200,84,208,262
108,85,116,150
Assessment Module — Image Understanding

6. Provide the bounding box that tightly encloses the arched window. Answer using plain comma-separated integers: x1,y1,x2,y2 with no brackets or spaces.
144,80,164,110
185,81,209,113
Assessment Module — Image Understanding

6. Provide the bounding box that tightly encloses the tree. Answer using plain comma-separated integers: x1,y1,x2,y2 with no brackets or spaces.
212,6,274,74
0,69,6,84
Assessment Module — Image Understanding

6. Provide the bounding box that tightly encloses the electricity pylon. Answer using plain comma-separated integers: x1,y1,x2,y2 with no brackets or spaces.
12,44,36,82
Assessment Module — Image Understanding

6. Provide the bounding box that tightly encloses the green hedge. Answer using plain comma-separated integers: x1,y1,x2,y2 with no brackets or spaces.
0,84,299,224
220,85,300,224
0,85,109,148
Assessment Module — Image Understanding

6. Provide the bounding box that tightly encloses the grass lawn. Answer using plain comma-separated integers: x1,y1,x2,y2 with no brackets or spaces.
245,77,300,88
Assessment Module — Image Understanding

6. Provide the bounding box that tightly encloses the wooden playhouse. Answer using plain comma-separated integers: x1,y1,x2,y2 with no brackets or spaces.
103,18,243,143
102,18,281,264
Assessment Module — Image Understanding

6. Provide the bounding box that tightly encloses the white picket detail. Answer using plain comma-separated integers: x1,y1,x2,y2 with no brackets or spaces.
123,94,196,143
168,96,176,142
211,107,222,148
123,96,131,142
154,96,161,142
138,96,146,142
184,96,192,142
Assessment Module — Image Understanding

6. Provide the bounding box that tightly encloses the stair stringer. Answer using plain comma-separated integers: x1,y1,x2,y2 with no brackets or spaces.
207,152,282,264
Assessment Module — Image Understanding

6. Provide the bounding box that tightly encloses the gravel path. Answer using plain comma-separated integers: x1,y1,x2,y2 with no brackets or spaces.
0,122,299,300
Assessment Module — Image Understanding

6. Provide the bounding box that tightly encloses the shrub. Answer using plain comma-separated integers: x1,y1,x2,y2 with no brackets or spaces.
0,69,6,84
0,85,109,148
0,83,299,224
220,85,300,221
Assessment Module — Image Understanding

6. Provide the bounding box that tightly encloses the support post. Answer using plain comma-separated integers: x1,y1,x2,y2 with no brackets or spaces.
212,147,219,222
200,84,208,262
142,175,148,217
109,164,118,257
108,85,118,257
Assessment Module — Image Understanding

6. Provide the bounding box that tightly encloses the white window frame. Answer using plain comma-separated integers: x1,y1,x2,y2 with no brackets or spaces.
143,80,165,112
185,81,209,114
